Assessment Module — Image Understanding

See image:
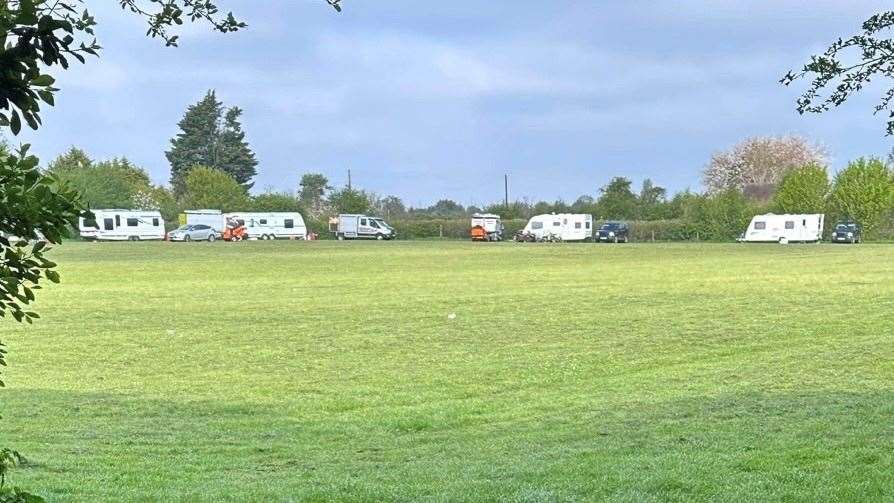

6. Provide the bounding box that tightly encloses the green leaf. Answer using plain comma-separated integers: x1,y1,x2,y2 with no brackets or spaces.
10,110,21,135
31,74,56,87
38,90,55,106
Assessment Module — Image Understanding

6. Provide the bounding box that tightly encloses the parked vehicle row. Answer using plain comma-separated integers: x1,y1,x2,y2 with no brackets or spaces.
493,214,627,244
485,212,860,245
77,209,863,245
185,210,308,240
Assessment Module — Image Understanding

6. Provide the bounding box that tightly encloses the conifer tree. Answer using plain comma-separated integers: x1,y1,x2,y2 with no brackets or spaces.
166,90,224,194
216,107,258,190
166,91,258,194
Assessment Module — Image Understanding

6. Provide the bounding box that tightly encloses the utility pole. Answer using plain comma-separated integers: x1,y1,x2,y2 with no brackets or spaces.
504,174,509,206
347,169,352,190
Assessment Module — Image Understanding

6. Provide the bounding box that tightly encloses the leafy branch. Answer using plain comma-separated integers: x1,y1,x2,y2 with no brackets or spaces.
782,11,894,135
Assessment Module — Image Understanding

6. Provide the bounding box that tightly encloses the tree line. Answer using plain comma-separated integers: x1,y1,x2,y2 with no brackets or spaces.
42,126,894,240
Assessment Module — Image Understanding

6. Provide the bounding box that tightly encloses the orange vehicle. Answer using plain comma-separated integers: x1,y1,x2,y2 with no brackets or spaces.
469,214,503,241
470,225,488,241
222,217,248,241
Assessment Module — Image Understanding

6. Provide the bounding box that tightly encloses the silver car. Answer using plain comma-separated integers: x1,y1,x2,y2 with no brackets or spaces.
168,224,219,242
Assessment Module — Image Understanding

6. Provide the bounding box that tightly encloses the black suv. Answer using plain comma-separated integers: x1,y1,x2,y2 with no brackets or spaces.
595,221,630,243
830,221,862,244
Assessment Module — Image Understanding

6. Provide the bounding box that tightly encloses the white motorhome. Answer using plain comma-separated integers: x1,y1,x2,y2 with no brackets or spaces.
227,212,308,240
330,214,395,240
521,213,593,242
79,209,166,241
470,213,504,241
739,213,825,244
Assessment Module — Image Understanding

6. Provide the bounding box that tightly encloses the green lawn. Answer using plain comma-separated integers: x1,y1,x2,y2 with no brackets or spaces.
2,241,892,501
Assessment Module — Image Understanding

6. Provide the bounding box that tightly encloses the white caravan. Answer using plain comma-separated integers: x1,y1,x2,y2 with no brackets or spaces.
522,213,593,241
227,212,308,240
739,213,825,244
79,209,166,241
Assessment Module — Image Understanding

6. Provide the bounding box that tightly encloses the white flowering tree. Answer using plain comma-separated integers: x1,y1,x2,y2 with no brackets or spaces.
702,136,828,199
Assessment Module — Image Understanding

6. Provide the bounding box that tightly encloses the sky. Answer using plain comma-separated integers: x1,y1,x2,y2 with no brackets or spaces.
19,0,894,208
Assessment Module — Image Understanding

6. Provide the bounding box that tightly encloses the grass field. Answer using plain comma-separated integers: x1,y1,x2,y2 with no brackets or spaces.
1,241,892,501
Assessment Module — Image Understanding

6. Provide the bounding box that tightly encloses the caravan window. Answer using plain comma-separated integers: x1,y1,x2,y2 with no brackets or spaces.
553,221,561,227
754,221,766,230
152,218,160,227
104,218,114,231
83,217,98,228
284,219,294,229
575,222,582,229
126,218,139,227
785,221,795,230
260,219,268,225
531,222,543,230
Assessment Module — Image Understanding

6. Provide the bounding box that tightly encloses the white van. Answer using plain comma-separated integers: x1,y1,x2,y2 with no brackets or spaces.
739,213,825,244
521,213,593,241
227,212,308,240
331,214,395,240
79,209,166,241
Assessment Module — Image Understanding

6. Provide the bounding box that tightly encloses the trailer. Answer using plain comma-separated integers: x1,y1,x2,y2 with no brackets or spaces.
79,209,166,241
330,214,395,240
226,212,308,240
739,213,825,244
470,213,503,241
184,209,225,230
516,213,593,242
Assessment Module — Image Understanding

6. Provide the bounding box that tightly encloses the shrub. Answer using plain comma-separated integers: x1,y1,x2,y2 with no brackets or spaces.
179,166,249,212
773,163,830,214
828,157,894,238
